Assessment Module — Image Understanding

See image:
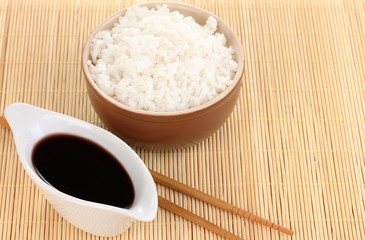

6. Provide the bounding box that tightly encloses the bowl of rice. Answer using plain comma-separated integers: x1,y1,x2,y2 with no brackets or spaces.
82,2,244,149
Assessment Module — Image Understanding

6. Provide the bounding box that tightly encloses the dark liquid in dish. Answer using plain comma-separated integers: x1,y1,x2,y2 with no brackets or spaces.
32,134,135,209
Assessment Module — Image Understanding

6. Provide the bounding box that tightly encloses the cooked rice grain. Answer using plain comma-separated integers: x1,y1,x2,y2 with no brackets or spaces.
87,5,238,112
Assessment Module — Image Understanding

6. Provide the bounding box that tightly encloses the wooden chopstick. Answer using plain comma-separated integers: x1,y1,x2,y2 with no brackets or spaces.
0,115,10,129
158,196,244,240
150,170,294,236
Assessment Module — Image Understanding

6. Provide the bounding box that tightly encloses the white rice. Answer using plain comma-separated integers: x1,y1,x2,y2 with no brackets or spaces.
87,5,238,112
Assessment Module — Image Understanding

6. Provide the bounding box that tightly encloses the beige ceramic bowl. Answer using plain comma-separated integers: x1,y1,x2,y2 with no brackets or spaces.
82,2,244,149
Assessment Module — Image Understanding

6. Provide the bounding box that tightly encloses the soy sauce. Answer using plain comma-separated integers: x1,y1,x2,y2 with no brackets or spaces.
32,134,135,209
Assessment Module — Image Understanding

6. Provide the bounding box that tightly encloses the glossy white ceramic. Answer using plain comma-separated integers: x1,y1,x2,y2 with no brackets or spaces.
4,103,158,237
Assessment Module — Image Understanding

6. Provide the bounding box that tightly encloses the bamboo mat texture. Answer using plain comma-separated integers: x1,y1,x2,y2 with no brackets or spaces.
1,0,365,239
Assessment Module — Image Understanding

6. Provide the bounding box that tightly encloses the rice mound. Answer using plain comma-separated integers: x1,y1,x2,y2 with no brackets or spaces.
87,5,238,112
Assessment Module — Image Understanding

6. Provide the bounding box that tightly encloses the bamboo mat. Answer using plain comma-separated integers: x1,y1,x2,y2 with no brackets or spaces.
0,0,365,239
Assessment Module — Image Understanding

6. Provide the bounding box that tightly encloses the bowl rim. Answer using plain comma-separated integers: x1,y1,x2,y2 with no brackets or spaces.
82,1,244,118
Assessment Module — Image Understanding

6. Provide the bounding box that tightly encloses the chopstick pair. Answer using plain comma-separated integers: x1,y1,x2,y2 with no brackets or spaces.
0,116,293,238
150,170,294,240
